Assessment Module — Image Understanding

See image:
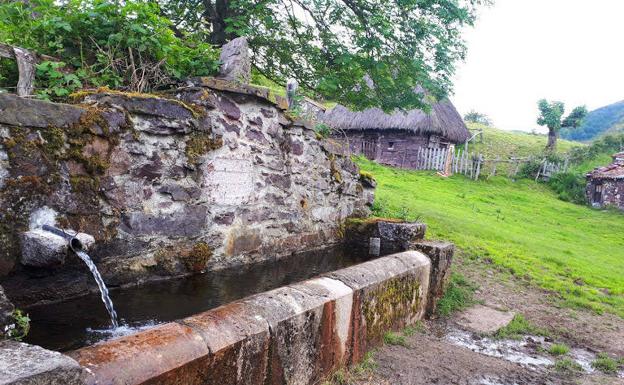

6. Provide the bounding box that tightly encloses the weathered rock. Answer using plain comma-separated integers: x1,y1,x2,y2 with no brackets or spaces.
120,206,208,237
456,305,515,334
0,285,14,338
0,93,85,128
413,240,454,317
217,37,251,84
0,340,84,385
19,229,68,268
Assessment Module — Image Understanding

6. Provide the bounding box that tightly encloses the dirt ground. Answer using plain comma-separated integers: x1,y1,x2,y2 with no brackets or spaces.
344,256,624,385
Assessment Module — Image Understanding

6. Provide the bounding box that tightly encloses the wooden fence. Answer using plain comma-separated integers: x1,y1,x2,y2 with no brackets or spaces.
398,146,568,181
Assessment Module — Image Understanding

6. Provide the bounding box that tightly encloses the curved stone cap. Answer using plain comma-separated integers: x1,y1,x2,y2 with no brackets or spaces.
68,250,433,385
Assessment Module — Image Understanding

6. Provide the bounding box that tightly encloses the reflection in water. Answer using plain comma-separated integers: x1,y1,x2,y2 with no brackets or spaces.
25,245,368,351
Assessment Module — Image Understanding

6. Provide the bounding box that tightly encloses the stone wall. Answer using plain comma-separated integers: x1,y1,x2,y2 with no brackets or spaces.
586,178,624,210
0,79,374,305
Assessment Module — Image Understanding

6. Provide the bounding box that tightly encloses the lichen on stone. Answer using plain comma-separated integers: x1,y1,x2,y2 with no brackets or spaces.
185,133,223,165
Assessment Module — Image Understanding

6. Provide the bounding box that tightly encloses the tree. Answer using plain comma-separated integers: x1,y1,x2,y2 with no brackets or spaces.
464,110,492,126
159,0,490,112
537,99,587,151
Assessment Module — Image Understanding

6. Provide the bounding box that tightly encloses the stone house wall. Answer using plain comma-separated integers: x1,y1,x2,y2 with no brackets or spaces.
0,79,374,305
586,178,624,209
332,129,449,168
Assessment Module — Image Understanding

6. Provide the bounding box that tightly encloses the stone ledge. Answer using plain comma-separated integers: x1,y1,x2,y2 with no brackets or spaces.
0,340,84,385
68,251,436,385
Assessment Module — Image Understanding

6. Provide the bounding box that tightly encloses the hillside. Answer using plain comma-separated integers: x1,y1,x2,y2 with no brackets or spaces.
560,100,624,141
465,123,582,159
358,158,624,318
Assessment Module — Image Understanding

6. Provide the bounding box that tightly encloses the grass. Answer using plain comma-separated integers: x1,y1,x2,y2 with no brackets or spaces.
436,273,478,316
553,358,583,373
383,331,408,347
548,343,570,356
403,321,425,336
321,351,377,385
591,353,622,374
358,158,624,317
494,314,548,340
465,123,581,170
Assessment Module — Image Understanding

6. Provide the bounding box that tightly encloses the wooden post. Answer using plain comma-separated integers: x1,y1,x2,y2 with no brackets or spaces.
489,157,499,179
13,47,36,97
474,154,482,180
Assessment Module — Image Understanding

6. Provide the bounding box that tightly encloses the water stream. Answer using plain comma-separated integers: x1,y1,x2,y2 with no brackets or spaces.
75,250,119,329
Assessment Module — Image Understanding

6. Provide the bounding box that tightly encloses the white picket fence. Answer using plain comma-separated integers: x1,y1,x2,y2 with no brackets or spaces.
408,147,484,180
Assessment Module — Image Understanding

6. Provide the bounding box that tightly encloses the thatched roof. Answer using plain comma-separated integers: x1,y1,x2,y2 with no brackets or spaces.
319,99,470,143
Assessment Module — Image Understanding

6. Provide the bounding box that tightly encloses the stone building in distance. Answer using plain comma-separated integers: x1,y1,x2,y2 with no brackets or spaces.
319,98,469,169
586,151,624,209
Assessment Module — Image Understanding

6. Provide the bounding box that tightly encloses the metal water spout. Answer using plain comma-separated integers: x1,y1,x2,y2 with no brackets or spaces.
38,225,119,328
41,224,86,253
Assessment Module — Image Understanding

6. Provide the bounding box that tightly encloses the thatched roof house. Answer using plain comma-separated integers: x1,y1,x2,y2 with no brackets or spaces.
586,152,624,209
319,99,469,169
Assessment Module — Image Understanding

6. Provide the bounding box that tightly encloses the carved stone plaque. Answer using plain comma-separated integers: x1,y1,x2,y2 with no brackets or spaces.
203,157,254,205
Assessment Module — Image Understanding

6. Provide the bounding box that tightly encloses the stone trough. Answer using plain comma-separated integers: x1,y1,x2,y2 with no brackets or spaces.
1,237,452,385
70,250,436,385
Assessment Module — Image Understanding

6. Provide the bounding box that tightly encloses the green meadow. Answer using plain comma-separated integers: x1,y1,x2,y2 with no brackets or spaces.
358,158,624,317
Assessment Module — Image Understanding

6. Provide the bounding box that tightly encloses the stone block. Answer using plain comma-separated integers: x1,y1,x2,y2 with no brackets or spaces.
182,302,270,385
344,218,427,256
217,37,251,84
0,340,84,385
0,93,85,128
412,240,454,317
19,229,68,268
326,251,430,354
120,206,208,237
241,286,329,385
70,322,209,385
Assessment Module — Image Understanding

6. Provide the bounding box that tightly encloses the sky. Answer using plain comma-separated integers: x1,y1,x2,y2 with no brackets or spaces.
452,0,624,133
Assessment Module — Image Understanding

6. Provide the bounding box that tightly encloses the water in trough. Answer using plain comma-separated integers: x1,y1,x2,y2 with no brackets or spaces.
25,245,371,352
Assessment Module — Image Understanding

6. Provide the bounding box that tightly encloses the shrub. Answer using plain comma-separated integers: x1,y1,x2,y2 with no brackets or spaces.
548,172,587,205
0,0,219,98
517,159,542,179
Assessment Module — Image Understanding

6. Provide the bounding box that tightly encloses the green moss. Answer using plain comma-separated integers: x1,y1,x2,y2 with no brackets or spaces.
185,133,223,165
185,242,212,271
363,275,422,342
329,156,343,183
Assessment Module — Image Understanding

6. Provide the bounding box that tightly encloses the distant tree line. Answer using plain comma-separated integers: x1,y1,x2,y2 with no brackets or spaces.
464,110,492,126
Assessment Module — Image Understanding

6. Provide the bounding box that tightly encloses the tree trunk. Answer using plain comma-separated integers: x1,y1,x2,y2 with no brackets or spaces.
546,128,557,152
207,0,229,46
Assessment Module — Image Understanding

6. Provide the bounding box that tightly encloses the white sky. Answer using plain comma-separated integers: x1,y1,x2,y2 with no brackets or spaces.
452,0,624,132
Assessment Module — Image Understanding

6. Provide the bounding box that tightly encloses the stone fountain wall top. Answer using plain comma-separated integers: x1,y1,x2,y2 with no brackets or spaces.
0,79,373,305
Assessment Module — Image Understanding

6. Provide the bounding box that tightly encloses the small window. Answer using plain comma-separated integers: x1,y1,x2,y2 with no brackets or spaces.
388,142,395,150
